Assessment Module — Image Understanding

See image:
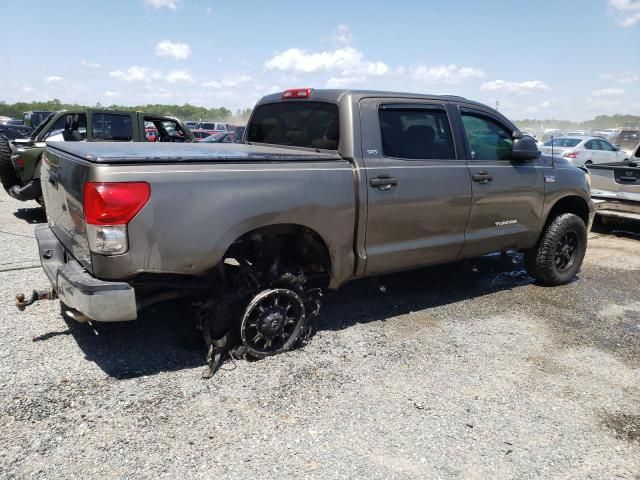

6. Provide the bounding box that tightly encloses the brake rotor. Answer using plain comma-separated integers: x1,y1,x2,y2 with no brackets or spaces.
240,288,306,359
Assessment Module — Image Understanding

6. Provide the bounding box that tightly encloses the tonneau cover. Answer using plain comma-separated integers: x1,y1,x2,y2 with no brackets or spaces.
46,141,341,164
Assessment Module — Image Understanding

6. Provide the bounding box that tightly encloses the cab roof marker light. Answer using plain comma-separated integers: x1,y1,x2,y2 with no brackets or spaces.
282,88,312,99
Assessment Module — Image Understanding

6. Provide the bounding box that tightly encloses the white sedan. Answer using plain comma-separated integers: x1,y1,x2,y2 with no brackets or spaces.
539,136,629,166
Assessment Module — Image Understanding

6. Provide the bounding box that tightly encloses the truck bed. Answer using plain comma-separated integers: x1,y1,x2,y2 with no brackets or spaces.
41,141,357,288
46,142,342,164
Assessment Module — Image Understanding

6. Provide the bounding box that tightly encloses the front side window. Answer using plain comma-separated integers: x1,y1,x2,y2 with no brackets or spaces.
92,114,132,141
599,140,615,151
461,113,513,160
379,107,454,159
248,101,339,150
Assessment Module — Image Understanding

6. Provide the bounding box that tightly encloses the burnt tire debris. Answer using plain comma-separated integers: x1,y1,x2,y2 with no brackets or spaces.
196,258,322,379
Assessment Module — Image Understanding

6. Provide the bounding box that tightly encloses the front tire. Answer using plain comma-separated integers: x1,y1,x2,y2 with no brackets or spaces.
524,213,587,286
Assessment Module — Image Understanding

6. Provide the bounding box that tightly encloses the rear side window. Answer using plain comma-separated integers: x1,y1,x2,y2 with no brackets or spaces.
248,101,339,150
379,107,454,159
461,113,513,161
543,138,581,148
93,114,132,141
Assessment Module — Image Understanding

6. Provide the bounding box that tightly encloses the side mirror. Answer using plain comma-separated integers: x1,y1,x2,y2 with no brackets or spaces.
511,135,540,161
613,144,620,151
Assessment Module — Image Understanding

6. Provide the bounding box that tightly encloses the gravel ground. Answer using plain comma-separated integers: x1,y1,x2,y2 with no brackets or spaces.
0,193,639,479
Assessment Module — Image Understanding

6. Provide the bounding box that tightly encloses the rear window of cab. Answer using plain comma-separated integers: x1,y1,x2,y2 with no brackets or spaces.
247,102,339,150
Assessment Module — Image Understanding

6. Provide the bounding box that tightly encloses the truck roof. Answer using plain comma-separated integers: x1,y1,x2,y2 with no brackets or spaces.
46,141,341,164
257,88,479,106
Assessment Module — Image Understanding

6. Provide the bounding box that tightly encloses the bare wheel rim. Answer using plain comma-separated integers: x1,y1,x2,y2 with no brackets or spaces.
554,230,579,272
240,288,305,356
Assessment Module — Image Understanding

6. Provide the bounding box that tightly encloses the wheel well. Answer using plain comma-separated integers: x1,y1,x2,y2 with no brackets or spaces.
222,224,332,288
545,196,590,227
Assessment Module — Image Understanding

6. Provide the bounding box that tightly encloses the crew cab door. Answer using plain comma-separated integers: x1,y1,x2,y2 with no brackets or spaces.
359,99,472,276
458,107,544,257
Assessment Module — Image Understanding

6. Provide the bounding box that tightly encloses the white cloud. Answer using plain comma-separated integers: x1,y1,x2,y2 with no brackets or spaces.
104,91,118,97
617,72,639,83
265,47,389,77
481,79,550,95
592,87,625,97
166,70,194,83
222,75,252,87
202,80,221,88
608,0,640,26
155,40,192,60
410,64,485,84
80,60,102,69
144,0,179,9
109,66,162,83
326,76,365,88
45,76,63,82
331,25,353,46
206,7,213,15
202,75,251,89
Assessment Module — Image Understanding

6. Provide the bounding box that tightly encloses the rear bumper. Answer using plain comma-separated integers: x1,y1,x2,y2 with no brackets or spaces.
35,224,138,322
592,198,640,221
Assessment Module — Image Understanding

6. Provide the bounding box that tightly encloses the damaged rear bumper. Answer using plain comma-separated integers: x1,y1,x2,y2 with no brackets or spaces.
35,224,138,322
592,198,640,222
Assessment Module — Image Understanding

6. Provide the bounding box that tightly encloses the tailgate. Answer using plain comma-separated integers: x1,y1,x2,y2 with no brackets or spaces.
41,145,93,271
589,162,640,203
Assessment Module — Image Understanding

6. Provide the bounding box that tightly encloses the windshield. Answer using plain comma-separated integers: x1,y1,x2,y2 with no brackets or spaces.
247,101,339,150
30,113,56,139
202,132,227,142
543,138,581,148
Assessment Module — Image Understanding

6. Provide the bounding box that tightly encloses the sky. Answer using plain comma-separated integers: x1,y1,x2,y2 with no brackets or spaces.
1,0,639,121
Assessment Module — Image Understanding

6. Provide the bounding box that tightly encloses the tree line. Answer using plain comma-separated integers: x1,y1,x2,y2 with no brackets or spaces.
0,99,253,123
516,114,640,132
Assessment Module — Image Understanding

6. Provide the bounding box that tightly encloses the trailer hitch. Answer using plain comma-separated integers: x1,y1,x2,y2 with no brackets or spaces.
16,288,58,311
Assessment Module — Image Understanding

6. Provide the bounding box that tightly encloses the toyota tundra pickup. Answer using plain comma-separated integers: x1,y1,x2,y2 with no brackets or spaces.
23,88,595,370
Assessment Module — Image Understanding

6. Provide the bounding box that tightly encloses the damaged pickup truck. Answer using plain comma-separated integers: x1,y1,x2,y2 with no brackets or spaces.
21,88,595,374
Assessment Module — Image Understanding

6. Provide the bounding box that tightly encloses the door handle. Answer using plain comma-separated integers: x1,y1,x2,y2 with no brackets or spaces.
369,176,398,190
472,171,492,184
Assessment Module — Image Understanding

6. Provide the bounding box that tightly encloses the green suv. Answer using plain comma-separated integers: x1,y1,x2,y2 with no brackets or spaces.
0,109,194,204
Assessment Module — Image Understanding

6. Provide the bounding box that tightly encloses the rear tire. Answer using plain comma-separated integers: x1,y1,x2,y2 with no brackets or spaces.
0,135,20,193
524,213,587,286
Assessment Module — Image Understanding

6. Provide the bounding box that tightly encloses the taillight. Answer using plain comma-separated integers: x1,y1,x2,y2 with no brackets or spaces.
83,182,150,255
282,88,312,99
563,151,578,159
15,157,24,168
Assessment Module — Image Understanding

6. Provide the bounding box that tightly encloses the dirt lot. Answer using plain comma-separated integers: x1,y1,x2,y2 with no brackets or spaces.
0,194,638,479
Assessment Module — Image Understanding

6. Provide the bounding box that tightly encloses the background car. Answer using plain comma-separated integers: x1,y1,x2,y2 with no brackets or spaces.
539,136,629,166
191,129,213,141
195,122,228,134
610,129,640,156
230,125,246,143
0,124,33,140
201,132,235,143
